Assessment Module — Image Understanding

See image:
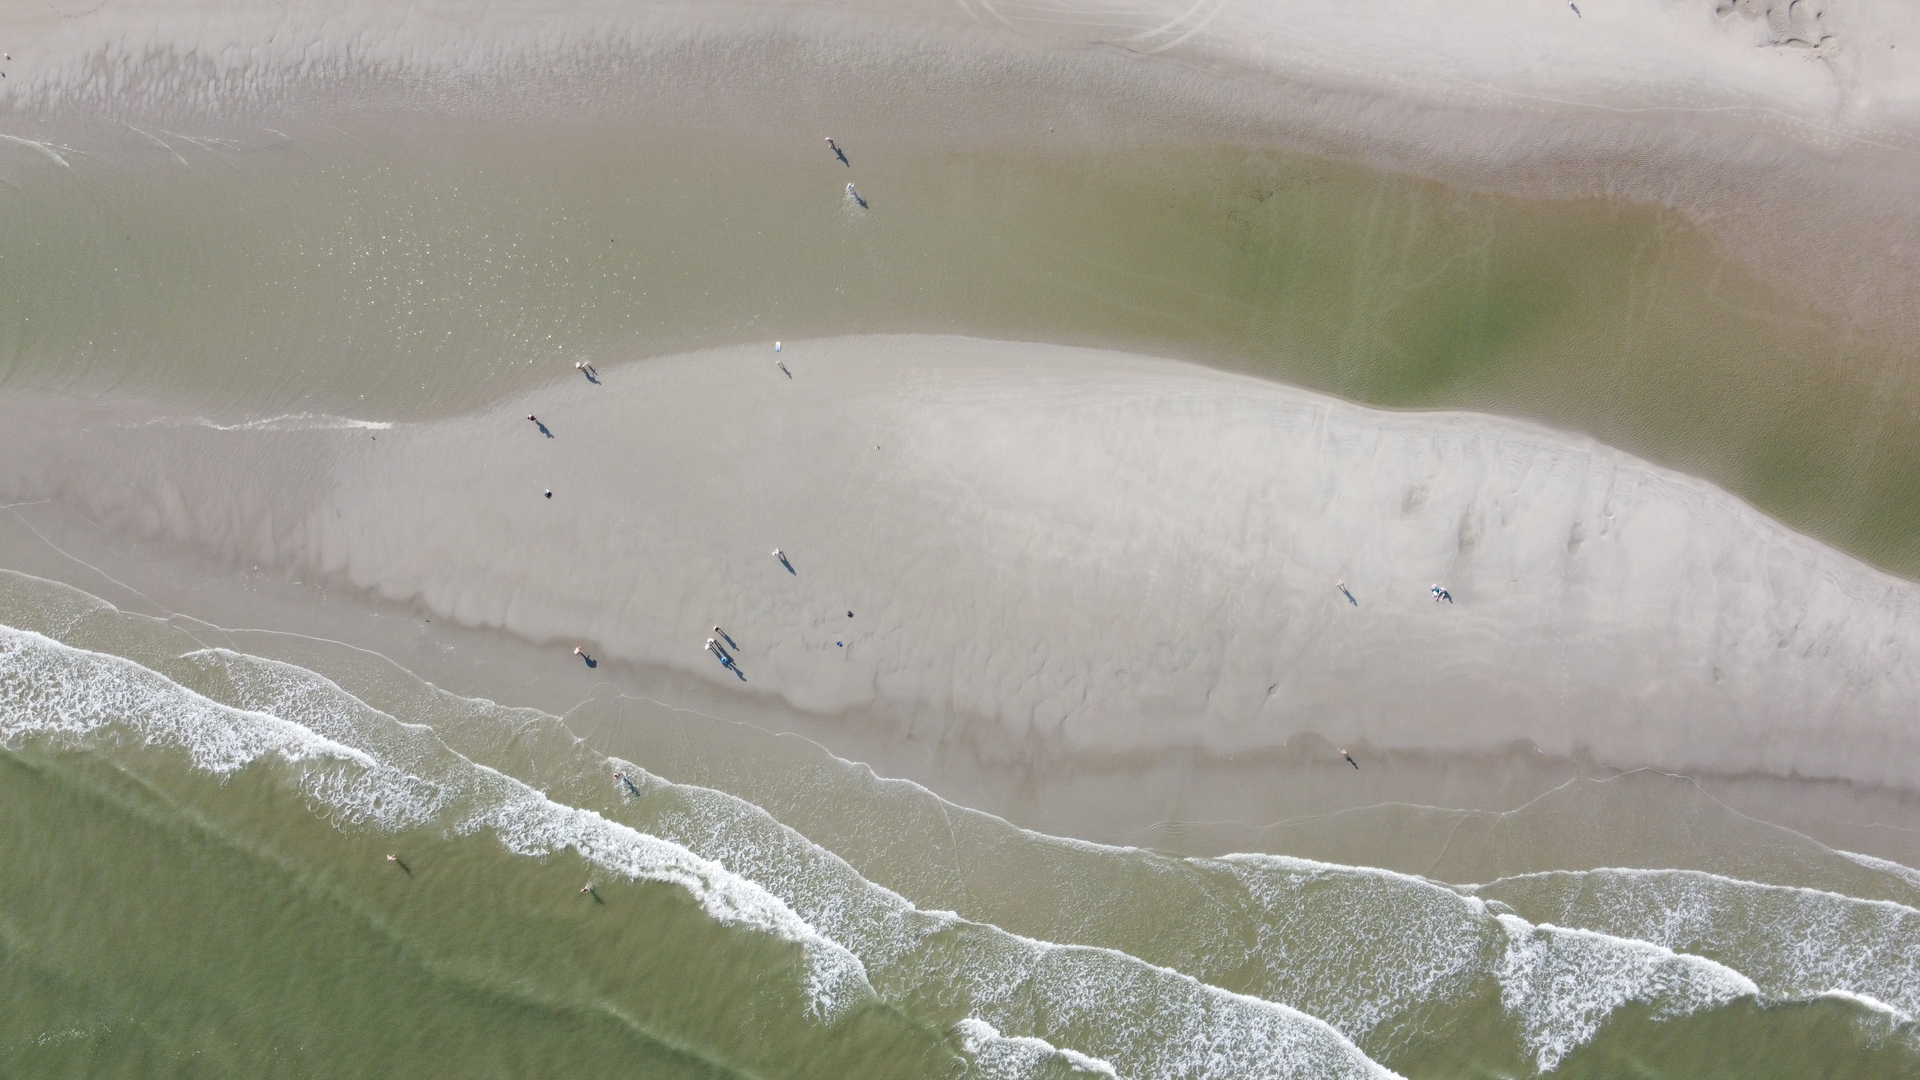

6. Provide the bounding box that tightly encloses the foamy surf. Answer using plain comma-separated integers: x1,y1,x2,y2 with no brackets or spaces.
194,647,1404,1080
1475,868,1920,1022
0,624,873,1022
1493,915,1756,1071
6,570,1920,1075
171,414,396,433
193,633,1788,1078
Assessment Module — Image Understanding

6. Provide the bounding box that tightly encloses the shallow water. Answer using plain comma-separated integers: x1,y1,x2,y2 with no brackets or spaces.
4,14,1920,1077
1,115,1916,574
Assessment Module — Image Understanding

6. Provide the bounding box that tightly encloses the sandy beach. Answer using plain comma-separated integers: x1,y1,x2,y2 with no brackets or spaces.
4,334,1919,864
6,2,1920,1077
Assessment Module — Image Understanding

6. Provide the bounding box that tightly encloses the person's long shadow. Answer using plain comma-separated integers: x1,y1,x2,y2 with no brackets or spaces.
834,147,849,167
582,369,600,385
535,420,554,438
776,553,796,575
711,651,748,681
847,187,868,210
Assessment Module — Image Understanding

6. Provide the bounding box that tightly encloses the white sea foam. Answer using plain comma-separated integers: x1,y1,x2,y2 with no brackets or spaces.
196,645,1402,1080
148,626,1824,1077
1494,914,1757,1071
1220,853,1767,1069
1476,867,1920,1022
953,1019,1120,1079
170,414,395,433
1215,854,1497,1040
0,625,873,1020
0,502,1874,1076
1840,850,1920,893
199,644,1784,1078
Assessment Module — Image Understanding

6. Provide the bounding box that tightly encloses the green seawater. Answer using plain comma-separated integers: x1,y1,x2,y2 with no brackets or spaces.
2,570,1918,1079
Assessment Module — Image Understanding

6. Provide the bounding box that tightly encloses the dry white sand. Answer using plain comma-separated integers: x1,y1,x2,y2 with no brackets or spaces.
4,0,1918,334
5,335,1917,796
5,0,1915,128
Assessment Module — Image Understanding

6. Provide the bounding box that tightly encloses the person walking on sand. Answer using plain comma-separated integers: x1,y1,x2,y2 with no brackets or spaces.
714,626,739,651
1337,579,1357,606
773,548,794,574
1341,748,1360,770
1432,584,1453,604
708,641,743,678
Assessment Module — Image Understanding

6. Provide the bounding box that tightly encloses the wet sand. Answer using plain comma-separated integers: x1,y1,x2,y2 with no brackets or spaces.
5,335,1919,869
6,3,1920,1075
